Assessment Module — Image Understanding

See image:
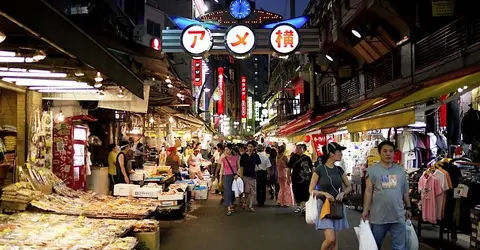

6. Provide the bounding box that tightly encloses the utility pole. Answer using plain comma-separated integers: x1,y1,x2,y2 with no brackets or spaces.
290,0,295,18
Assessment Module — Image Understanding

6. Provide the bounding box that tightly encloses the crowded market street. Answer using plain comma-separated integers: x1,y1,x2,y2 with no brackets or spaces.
161,195,440,250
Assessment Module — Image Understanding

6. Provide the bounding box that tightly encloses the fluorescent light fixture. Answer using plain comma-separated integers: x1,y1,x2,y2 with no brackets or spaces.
32,50,46,61
2,78,88,87
326,55,334,61
0,57,34,63
0,51,15,57
0,71,67,78
94,72,103,82
351,29,361,38
28,69,50,73
0,68,26,72
29,85,94,90
38,89,98,93
204,88,210,92
408,121,426,128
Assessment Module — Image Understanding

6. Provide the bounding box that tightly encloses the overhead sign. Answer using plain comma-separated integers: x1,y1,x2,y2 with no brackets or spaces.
247,96,253,120
225,25,256,58
192,59,202,86
150,38,161,51
217,67,225,115
181,25,213,57
241,76,247,123
269,24,300,55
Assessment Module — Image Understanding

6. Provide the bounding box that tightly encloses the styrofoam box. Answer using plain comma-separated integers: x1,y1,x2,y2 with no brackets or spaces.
158,192,184,201
132,187,162,198
130,170,146,182
159,200,178,207
194,187,208,200
113,184,139,197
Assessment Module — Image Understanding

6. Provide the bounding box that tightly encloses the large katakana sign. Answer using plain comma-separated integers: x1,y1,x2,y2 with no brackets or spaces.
180,25,213,57
225,25,256,58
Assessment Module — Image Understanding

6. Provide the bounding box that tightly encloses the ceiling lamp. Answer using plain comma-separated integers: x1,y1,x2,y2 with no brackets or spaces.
204,88,211,92
168,117,175,123
94,72,103,82
0,31,5,44
32,50,46,61
165,75,172,84
167,83,173,88
74,71,84,77
117,88,125,98
55,110,65,123
325,54,334,62
149,116,155,123
351,29,361,38
94,82,102,88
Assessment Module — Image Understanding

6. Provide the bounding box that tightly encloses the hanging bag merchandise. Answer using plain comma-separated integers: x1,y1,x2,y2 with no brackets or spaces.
406,219,419,250
356,220,378,250
305,193,318,225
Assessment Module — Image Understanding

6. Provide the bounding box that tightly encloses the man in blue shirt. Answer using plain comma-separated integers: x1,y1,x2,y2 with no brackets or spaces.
362,141,412,250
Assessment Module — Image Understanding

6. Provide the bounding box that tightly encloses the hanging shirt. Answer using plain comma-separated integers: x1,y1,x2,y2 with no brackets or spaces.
432,170,450,220
418,173,442,224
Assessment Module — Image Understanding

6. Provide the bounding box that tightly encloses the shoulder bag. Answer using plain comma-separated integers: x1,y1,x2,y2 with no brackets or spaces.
322,165,344,220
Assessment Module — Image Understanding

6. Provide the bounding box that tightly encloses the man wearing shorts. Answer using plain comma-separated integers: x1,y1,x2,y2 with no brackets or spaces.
239,141,261,211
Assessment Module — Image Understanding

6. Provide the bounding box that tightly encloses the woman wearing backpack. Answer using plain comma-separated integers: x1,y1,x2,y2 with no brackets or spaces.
309,142,352,250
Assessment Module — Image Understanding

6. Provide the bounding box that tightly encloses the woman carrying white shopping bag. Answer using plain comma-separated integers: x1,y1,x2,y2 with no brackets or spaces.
309,142,353,250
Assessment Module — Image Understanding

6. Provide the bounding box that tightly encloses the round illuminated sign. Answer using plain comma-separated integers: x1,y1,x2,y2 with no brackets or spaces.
181,25,213,57
269,24,300,55
225,25,256,58
150,38,161,51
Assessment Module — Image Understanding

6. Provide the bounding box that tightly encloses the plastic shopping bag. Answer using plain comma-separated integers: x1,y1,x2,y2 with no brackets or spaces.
357,220,378,250
406,220,419,250
305,193,318,225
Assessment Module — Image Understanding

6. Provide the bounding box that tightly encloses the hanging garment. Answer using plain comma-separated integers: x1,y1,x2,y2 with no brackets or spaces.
419,173,442,224
461,107,480,144
428,133,438,158
86,151,92,176
432,170,450,220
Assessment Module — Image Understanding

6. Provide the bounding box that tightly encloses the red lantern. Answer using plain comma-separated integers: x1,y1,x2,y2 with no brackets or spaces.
305,135,311,143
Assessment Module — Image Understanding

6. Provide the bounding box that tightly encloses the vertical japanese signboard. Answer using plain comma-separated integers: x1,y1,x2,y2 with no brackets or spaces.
53,122,73,187
192,59,203,86
217,67,224,115
241,76,247,123
312,134,327,157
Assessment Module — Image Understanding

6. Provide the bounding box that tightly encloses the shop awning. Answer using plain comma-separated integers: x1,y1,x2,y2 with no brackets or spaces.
306,98,385,133
0,0,144,98
346,71,480,132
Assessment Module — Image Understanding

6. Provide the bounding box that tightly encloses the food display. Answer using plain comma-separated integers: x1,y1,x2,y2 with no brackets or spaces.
133,219,160,232
1,182,44,211
0,213,136,249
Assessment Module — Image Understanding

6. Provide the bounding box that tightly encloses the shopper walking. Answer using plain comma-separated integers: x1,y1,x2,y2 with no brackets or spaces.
276,145,294,207
309,142,352,250
268,148,280,200
288,143,314,214
166,147,182,181
219,143,240,216
239,141,261,211
256,144,271,207
362,140,412,250
187,147,204,180
115,141,131,184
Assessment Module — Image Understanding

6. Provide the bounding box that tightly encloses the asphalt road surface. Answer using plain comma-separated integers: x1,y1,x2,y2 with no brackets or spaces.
160,195,435,250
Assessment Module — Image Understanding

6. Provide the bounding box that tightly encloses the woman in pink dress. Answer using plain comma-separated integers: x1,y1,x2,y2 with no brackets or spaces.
276,145,294,207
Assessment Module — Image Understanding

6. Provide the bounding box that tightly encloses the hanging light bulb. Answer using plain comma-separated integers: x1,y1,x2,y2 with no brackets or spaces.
94,82,102,88
167,83,173,88
165,75,172,84
117,88,125,98
149,116,155,123
168,117,175,123
94,72,103,82
0,31,5,44
55,110,65,122
32,50,46,61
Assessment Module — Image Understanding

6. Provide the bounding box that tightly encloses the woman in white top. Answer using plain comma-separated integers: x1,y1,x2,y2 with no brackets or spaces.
187,148,204,180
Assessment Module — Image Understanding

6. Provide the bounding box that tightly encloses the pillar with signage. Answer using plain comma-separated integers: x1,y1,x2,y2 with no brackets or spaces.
241,76,247,125
217,67,224,115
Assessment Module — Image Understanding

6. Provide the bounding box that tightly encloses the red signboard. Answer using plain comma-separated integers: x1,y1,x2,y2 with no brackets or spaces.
150,38,161,51
217,67,224,115
53,122,74,187
241,76,247,122
192,59,203,87
312,134,327,156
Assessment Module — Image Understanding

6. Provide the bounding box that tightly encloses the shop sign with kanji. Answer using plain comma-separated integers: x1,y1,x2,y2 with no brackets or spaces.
269,24,300,55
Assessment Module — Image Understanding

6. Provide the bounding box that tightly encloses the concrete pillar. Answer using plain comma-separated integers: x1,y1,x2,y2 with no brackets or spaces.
308,53,317,110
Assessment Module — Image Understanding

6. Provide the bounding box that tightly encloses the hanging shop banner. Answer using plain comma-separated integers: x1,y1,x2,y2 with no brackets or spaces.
53,122,74,187
312,134,327,156
180,25,213,57
431,0,455,17
192,59,203,86
269,24,300,55
241,76,247,123
247,96,253,120
225,25,256,58
217,67,225,115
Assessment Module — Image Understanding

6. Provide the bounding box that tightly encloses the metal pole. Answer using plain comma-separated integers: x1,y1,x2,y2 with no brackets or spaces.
290,0,295,18
309,53,316,110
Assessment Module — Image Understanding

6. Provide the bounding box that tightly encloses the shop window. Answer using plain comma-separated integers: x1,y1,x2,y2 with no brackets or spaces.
147,19,161,37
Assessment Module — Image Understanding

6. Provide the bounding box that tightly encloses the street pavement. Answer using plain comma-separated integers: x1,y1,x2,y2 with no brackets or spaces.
159,195,435,250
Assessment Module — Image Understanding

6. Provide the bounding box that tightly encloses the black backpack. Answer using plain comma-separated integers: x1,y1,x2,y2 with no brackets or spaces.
461,107,480,144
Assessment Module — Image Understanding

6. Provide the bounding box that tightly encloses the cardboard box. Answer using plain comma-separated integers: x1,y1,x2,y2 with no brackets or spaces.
158,193,184,201
134,227,160,250
113,184,139,197
133,187,162,198
194,186,208,200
